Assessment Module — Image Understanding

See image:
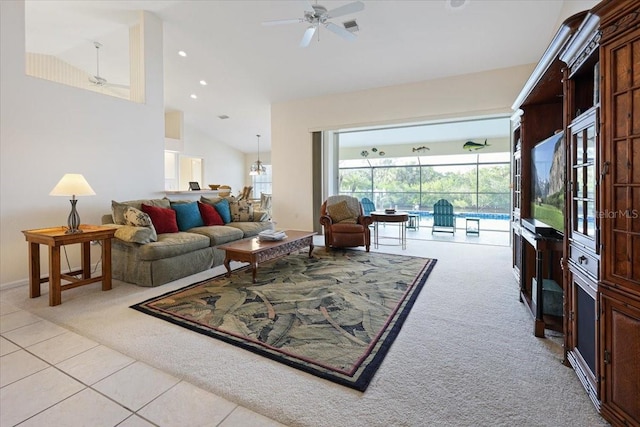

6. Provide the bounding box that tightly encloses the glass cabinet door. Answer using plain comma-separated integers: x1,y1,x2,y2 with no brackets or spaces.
570,109,598,252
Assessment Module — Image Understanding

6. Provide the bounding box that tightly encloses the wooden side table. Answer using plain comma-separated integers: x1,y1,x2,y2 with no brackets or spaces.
22,225,116,306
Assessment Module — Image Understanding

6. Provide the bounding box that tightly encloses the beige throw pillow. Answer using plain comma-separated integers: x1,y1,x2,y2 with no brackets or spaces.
327,200,356,223
229,198,254,222
122,207,157,242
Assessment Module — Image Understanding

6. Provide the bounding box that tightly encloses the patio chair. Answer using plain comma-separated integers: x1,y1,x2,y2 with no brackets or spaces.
432,199,455,234
360,197,376,216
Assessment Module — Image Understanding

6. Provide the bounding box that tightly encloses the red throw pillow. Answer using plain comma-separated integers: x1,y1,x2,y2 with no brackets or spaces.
141,204,179,234
198,201,224,226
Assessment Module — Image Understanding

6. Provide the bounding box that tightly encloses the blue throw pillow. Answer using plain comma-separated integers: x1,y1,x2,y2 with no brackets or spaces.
171,202,204,231
214,198,232,224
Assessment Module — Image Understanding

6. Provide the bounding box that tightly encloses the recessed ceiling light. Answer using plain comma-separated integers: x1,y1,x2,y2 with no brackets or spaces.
178,50,187,57
199,80,207,86
218,115,230,120
190,94,197,99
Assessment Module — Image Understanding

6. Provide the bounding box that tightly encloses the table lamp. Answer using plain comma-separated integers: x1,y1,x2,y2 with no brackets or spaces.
49,173,96,234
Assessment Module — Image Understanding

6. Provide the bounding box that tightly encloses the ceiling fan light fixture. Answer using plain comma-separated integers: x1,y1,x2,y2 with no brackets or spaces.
263,1,364,47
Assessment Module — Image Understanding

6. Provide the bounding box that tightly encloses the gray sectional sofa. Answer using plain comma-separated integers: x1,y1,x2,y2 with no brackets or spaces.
102,197,273,287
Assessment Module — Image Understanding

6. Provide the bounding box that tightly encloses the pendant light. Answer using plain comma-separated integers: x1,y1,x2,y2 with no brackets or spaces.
249,134,267,176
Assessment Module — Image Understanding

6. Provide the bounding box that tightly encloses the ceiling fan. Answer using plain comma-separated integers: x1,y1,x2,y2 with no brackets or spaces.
262,1,365,47
88,41,128,89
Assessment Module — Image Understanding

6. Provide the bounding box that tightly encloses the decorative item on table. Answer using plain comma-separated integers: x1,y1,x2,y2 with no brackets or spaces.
208,184,220,190
49,173,96,234
258,230,287,241
384,208,396,214
218,185,232,197
188,181,201,190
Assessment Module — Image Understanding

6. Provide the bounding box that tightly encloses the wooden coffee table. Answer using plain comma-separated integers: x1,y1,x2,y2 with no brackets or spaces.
218,230,316,283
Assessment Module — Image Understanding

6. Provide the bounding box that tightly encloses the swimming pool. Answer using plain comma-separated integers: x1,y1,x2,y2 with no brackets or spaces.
407,211,510,220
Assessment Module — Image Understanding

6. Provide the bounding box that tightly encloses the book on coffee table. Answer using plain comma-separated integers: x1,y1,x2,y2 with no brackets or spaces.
258,230,287,241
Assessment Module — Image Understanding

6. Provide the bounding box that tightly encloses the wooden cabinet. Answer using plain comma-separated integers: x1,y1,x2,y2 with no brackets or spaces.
598,2,640,294
600,287,640,426
561,18,603,411
595,1,640,424
510,10,585,338
566,268,600,410
512,119,523,282
512,1,640,425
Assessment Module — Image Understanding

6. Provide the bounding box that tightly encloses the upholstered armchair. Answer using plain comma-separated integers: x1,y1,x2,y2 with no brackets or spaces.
320,195,373,252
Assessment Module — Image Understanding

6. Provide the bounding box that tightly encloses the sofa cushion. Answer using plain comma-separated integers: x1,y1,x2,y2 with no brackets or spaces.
141,204,179,234
137,232,211,261
171,202,205,231
188,225,244,246
214,198,232,224
112,199,170,225
227,221,274,238
198,201,224,226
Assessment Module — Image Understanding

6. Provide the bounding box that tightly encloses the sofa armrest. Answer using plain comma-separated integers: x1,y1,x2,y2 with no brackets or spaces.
109,223,157,244
102,214,115,225
359,215,373,227
319,215,333,227
252,209,270,222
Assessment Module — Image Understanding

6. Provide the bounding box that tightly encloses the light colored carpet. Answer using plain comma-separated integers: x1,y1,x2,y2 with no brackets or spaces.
0,237,608,427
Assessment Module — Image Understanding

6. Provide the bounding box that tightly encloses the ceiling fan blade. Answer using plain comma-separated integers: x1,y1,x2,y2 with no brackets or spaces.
325,22,357,41
262,18,303,26
300,26,316,47
326,1,364,19
300,0,315,12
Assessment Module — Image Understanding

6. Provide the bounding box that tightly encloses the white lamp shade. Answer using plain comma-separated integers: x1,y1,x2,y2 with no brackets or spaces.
49,174,96,197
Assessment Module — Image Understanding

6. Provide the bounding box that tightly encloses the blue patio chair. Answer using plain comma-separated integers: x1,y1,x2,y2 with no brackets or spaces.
432,199,455,234
361,197,376,216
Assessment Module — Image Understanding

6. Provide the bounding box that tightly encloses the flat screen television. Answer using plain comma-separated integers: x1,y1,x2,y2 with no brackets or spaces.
530,132,565,234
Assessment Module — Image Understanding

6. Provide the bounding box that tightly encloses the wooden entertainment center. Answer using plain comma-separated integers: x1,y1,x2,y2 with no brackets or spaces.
510,1,639,425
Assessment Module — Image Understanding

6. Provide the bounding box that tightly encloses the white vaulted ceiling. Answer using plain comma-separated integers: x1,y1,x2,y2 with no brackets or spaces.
24,0,599,152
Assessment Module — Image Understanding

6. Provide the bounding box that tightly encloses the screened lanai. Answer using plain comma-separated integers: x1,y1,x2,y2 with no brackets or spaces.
333,116,512,244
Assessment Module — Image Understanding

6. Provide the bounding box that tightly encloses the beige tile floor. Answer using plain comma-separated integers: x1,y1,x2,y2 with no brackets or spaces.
0,300,287,427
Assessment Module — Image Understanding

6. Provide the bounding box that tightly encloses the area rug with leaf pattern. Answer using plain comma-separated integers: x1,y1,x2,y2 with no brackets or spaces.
131,249,437,391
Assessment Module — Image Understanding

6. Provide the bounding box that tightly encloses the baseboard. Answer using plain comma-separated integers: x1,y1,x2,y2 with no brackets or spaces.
0,262,103,292
0,278,28,291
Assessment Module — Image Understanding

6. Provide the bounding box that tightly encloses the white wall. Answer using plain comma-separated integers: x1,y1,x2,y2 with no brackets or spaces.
0,2,164,287
182,126,246,194
271,64,534,230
